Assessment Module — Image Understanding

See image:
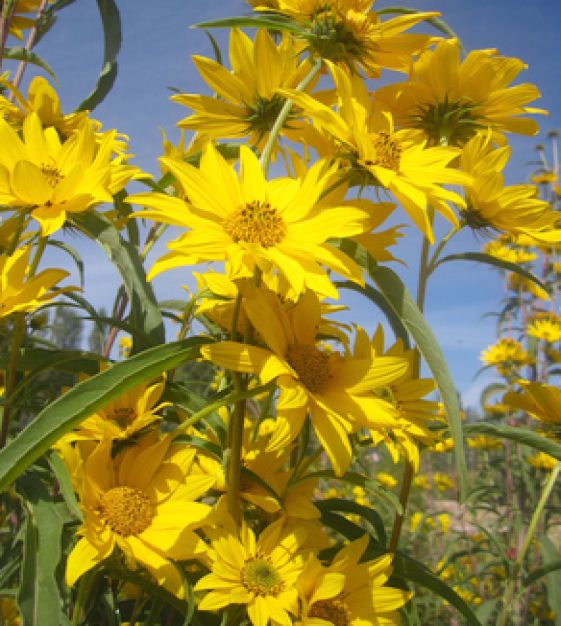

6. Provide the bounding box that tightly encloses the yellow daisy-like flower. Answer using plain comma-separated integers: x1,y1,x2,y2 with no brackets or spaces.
202,286,407,476
527,317,561,343
369,325,438,471
480,337,533,377
0,245,75,318
173,28,315,151
0,113,139,235
376,472,397,489
264,0,437,78
433,472,454,492
297,534,411,625
62,377,169,441
195,519,308,626
127,142,375,298
466,435,503,450
503,381,561,426
412,474,429,490
460,131,561,240
62,435,215,598
4,0,53,40
483,239,537,264
507,271,550,302
377,38,546,145
281,63,471,242
526,451,558,471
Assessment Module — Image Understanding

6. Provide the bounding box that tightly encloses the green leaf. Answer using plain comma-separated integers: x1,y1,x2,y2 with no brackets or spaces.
368,263,468,500
475,599,499,625
192,15,305,34
2,47,56,78
77,0,122,111
314,498,387,545
16,474,65,626
335,281,411,349
48,451,82,520
463,423,561,460
46,240,85,289
434,253,547,291
540,536,561,626
388,552,482,626
524,558,561,587
0,337,209,491
73,212,165,352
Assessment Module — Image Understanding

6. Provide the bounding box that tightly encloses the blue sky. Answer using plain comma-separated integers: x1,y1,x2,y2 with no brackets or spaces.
8,0,560,408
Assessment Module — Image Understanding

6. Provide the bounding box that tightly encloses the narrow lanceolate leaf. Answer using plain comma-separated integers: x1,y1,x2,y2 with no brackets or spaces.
192,15,305,34
0,338,209,491
73,212,165,352
77,0,122,111
463,423,561,460
434,253,547,291
368,263,468,500
16,474,65,626
2,47,56,78
540,536,561,626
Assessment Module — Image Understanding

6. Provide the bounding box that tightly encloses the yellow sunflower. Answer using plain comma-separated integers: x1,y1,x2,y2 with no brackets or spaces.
527,317,561,343
0,244,76,318
460,131,561,239
195,519,309,626
281,63,471,242
61,377,169,442
127,142,375,298
202,285,407,476
376,38,546,145
480,337,533,377
297,534,411,625
62,435,215,598
368,325,439,471
503,381,561,426
173,28,315,151
262,0,437,77
0,113,139,235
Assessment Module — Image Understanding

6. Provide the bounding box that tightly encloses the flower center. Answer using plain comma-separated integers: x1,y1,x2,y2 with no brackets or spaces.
224,200,286,247
309,598,351,626
41,162,64,187
247,94,291,135
241,557,284,596
106,407,137,427
100,486,153,536
412,99,479,146
366,131,402,171
286,343,331,393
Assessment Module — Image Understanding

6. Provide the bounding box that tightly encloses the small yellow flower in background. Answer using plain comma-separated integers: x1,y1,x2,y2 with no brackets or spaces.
297,534,412,625
118,335,133,358
173,28,315,151
376,472,397,489
0,597,20,626
483,239,537,264
430,437,454,453
128,142,376,299
409,512,424,533
480,337,534,377
265,0,438,78
526,451,557,471
507,271,550,301
527,317,561,343
467,435,503,450
433,472,454,492
377,38,546,145
4,0,54,40
532,170,558,184
412,474,429,489
351,485,368,506
437,513,451,534
62,435,215,597
0,245,76,318
195,519,308,625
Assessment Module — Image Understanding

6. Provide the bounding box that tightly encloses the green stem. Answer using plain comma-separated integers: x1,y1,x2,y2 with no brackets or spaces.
0,0,17,70
259,59,322,174
0,313,26,448
496,461,561,626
